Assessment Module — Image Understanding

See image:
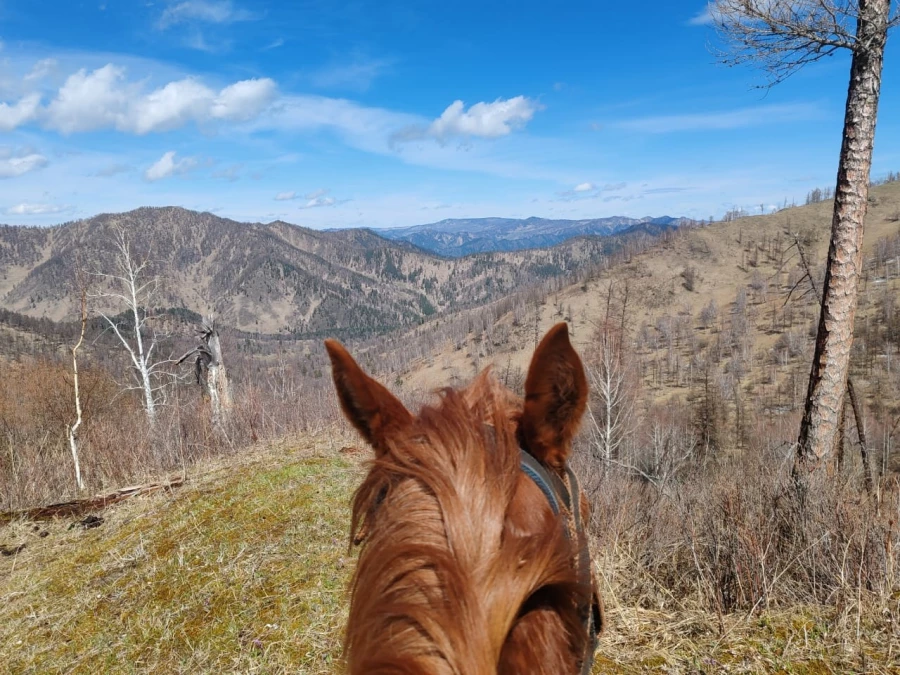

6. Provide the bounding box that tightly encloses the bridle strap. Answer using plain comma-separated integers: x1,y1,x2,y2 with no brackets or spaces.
519,449,598,674
519,449,570,514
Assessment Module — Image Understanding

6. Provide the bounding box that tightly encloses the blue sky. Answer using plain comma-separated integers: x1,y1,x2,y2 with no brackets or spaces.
0,0,898,229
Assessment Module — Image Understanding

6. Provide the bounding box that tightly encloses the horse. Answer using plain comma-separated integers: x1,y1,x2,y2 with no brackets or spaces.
325,322,604,674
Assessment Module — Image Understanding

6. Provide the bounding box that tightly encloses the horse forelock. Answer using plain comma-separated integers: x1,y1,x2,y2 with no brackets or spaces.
344,370,586,674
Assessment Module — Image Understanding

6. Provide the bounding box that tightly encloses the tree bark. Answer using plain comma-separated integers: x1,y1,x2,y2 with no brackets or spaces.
795,0,890,474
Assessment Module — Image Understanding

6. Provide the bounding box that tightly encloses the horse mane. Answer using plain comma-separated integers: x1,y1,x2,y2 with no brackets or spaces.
343,372,587,674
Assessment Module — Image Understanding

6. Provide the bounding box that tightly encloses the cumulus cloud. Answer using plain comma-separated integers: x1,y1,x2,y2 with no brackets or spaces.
210,79,278,121
130,78,219,133
144,151,199,181
45,65,131,133
274,191,297,201
159,0,257,28
573,182,595,193
429,97,539,140
5,202,68,215
43,65,277,134
391,96,540,145
0,94,42,132
0,149,48,178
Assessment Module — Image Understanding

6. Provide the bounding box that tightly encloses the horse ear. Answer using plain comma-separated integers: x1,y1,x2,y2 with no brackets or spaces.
324,339,412,455
520,323,588,470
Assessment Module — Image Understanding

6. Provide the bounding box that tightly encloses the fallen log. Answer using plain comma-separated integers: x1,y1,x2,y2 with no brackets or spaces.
0,477,185,526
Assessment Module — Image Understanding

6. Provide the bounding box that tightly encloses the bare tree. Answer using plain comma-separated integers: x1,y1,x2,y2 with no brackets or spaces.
93,228,168,428
712,0,897,474
67,284,87,491
586,327,637,462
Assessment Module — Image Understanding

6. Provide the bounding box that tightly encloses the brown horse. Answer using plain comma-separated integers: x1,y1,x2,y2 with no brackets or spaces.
325,322,604,674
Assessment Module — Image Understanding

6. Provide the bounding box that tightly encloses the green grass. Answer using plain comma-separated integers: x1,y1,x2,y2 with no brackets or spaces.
2,434,897,674
0,439,360,674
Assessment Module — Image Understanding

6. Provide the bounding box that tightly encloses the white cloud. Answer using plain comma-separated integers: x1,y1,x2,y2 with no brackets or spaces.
688,7,715,25
131,78,217,133
0,150,48,178
210,78,277,121
614,103,821,133
5,202,68,215
43,64,277,134
251,95,565,182
302,195,336,209
556,181,629,202
0,93,42,132
310,57,394,92
24,58,60,82
428,96,539,140
159,0,257,28
144,151,199,181
274,189,339,205
44,65,130,133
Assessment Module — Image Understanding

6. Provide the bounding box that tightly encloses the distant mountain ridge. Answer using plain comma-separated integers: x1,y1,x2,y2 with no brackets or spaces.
371,215,688,256
0,207,659,339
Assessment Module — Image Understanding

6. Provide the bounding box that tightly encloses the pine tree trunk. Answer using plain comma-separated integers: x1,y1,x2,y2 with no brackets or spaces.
795,0,890,474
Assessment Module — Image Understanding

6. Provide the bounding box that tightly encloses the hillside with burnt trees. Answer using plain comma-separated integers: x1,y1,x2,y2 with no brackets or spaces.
0,207,676,339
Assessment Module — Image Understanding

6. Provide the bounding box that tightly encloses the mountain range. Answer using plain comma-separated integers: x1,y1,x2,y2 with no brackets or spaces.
0,207,677,339
372,215,688,256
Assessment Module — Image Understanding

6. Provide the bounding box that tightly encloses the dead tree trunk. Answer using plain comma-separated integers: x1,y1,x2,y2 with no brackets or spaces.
205,326,232,428
796,1,891,473
178,318,232,429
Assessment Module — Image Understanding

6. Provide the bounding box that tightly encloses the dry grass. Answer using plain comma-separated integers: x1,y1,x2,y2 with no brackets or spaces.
2,427,898,673
595,603,898,674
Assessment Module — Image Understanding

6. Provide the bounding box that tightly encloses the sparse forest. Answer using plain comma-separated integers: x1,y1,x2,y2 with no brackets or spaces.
3,1,900,672
3,179,899,672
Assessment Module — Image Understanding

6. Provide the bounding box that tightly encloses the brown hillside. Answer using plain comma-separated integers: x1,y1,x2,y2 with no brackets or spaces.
0,208,625,339
397,181,900,458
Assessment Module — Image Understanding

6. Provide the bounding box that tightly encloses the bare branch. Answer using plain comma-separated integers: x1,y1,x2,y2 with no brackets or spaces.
711,0,869,85
97,312,143,372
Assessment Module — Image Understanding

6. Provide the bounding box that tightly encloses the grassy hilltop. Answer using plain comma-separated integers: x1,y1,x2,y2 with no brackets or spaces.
2,429,897,674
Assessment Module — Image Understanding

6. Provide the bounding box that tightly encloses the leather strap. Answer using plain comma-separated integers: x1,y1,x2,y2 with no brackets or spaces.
519,449,598,674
